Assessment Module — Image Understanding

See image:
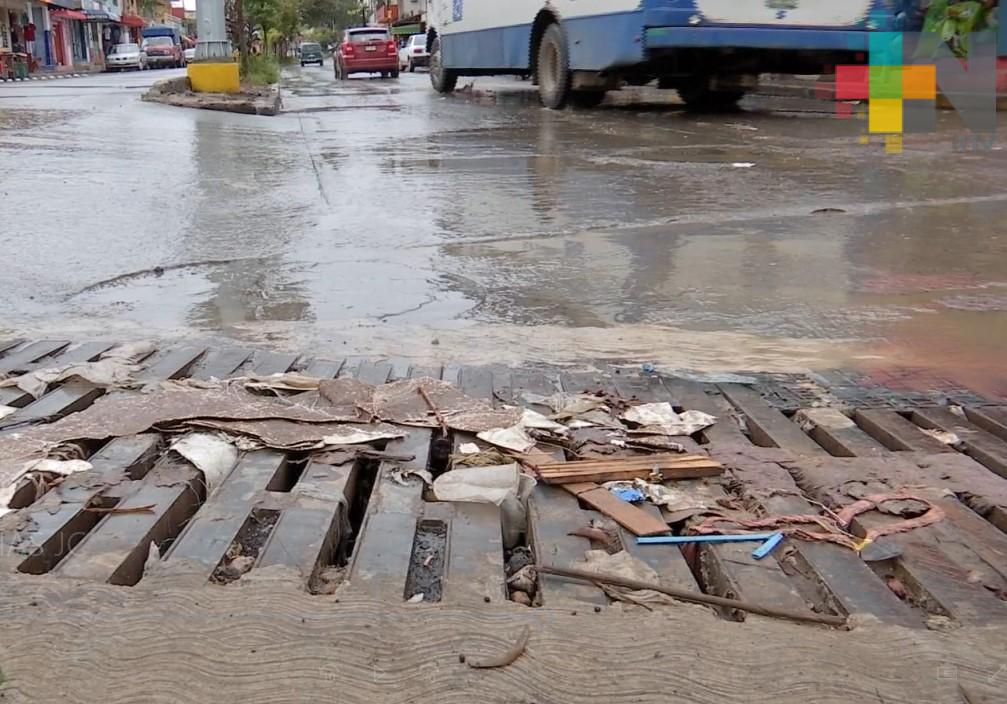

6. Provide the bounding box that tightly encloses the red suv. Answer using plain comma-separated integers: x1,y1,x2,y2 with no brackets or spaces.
334,27,399,80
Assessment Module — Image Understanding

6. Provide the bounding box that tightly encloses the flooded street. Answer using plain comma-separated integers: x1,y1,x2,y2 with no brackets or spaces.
1,67,1005,393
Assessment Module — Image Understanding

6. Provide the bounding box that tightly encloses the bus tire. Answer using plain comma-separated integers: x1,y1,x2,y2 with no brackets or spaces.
537,23,571,109
570,90,606,108
429,36,458,94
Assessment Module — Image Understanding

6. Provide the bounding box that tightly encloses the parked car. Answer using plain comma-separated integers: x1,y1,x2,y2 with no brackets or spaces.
142,36,184,69
398,34,429,72
299,42,324,67
106,43,147,71
183,46,196,63
334,27,398,80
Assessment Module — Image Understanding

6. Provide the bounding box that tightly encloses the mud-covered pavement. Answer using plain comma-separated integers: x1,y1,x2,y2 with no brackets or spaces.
1,66,1005,393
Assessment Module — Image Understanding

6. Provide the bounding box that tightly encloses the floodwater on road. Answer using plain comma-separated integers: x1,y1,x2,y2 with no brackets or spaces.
0,67,1005,394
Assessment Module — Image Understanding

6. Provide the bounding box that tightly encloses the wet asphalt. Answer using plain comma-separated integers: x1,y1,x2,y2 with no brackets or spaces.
0,65,1005,392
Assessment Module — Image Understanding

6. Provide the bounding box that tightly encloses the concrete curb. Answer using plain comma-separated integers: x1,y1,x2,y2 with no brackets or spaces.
142,77,282,116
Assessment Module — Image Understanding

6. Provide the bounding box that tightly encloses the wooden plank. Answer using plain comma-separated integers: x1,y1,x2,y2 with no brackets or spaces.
301,358,344,379
355,361,392,385
458,366,493,401
366,429,432,515
562,483,670,536
853,409,953,453
248,350,298,376
912,407,1007,479
155,451,285,585
0,339,24,357
408,363,442,381
661,379,751,446
0,340,71,373
189,347,252,380
0,341,112,408
386,357,413,381
55,456,206,585
964,407,1007,443
529,484,608,606
256,461,357,586
794,408,890,458
441,502,507,604
3,435,162,574
537,455,722,485
719,384,827,455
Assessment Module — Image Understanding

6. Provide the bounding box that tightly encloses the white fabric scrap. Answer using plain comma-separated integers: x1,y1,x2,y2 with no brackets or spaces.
621,403,716,435
244,373,322,393
0,406,16,421
458,442,481,454
433,463,521,506
172,433,238,493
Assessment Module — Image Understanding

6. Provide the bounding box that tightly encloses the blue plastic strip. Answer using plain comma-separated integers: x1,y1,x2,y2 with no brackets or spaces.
752,533,785,560
637,533,777,545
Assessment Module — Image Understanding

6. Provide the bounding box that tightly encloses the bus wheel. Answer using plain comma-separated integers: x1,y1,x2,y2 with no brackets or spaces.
537,24,571,109
429,37,458,94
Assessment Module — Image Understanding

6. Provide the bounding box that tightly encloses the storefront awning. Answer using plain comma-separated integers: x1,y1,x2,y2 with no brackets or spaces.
390,23,422,36
51,8,88,21
121,14,145,28
83,9,113,22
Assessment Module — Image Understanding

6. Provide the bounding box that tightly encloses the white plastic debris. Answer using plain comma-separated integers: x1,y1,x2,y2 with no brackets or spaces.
0,406,17,421
406,593,424,604
477,424,536,453
621,403,716,435
172,433,238,493
921,428,962,446
731,162,755,168
458,442,481,455
520,408,568,433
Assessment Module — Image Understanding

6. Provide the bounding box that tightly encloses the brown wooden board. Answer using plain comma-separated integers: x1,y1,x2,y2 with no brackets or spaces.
619,503,699,592
154,450,285,586
55,456,206,585
853,409,953,453
538,455,723,485
562,482,670,536
0,378,105,427
719,384,827,455
912,408,1007,479
256,461,358,586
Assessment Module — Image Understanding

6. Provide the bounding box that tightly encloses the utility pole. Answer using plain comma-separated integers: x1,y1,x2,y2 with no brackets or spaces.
194,0,232,60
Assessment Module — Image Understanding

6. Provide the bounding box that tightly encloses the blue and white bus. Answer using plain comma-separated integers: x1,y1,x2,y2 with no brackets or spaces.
427,1,926,108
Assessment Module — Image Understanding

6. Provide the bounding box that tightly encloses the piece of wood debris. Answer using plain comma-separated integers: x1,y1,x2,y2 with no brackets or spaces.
466,626,531,669
537,454,722,485
562,483,671,536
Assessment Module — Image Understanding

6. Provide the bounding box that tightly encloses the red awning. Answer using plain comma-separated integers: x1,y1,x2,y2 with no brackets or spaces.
121,14,145,28
50,9,88,21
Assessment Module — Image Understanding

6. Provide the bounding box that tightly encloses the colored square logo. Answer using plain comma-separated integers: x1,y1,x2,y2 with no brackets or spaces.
870,99,903,133
870,32,903,66
836,65,869,100
902,64,936,100
869,66,903,99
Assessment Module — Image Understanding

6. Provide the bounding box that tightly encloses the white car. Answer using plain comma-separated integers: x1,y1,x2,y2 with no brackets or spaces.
184,47,196,62
106,43,147,71
398,34,428,72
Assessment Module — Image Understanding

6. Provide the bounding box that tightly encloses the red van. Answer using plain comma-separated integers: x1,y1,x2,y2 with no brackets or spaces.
335,27,399,80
